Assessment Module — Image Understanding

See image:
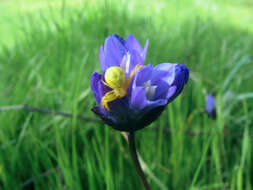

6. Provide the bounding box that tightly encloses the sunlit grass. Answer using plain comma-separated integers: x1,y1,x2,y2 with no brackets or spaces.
0,0,252,189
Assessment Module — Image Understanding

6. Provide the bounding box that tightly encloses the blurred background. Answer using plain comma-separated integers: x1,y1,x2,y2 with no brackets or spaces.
0,0,252,189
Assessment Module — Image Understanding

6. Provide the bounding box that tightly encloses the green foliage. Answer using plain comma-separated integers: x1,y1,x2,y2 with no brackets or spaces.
0,0,252,189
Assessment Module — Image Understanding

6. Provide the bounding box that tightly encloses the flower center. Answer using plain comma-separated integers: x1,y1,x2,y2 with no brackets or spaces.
142,80,157,100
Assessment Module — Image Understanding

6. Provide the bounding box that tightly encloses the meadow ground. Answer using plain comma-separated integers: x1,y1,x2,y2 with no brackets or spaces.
0,0,253,189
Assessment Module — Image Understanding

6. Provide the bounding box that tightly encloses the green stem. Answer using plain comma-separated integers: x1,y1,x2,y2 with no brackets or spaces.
127,132,152,190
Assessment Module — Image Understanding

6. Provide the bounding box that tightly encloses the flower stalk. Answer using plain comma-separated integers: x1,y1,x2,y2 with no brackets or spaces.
126,132,152,190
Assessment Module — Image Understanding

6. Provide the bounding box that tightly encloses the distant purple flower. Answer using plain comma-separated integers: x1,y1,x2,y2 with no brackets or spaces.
90,34,189,131
205,94,216,119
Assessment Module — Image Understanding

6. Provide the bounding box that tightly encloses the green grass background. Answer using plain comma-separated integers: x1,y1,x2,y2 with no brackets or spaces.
0,0,253,189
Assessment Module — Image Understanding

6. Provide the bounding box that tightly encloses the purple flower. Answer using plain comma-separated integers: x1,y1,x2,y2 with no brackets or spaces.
90,34,189,131
205,94,216,119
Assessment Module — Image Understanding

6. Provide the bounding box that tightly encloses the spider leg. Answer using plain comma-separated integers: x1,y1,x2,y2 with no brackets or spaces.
101,90,118,111
125,64,143,89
